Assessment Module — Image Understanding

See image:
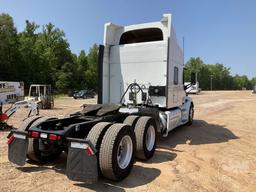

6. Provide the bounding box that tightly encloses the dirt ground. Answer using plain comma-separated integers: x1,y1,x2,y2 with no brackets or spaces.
0,91,256,192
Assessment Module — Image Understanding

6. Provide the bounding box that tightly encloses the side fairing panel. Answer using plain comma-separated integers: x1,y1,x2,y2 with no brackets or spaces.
167,25,185,108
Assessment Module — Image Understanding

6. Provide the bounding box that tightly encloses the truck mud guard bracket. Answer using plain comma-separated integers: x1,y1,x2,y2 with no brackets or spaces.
8,130,28,166
66,137,98,183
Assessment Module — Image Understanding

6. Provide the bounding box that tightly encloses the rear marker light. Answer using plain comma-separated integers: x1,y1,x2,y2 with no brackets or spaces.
49,134,57,141
85,146,94,156
7,135,14,145
31,132,39,138
0,113,8,121
70,142,95,155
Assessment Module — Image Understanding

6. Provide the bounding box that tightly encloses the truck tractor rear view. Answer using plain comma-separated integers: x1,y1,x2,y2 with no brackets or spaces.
7,13,195,183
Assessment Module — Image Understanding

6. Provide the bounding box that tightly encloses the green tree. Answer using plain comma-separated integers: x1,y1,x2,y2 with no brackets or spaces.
37,22,73,86
7,12,256,93
0,13,19,80
18,20,41,86
85,44,98,90
185,58,233,90
55,62,74,92
207,63,232,90
184,57,203,82
75,50,88,89
232,75,251,90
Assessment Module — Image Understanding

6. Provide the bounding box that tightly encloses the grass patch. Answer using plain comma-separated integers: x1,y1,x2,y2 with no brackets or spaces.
54,94,69,100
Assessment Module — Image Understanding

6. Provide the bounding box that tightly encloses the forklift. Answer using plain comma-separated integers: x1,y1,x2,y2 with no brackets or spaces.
26,84,54,109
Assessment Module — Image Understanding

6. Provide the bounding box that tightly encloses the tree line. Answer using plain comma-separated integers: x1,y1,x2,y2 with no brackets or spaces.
184,57,256,90
0,13,98,94
0,13,255,93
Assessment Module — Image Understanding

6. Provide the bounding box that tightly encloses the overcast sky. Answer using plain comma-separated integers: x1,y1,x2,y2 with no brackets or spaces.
0,0,255,78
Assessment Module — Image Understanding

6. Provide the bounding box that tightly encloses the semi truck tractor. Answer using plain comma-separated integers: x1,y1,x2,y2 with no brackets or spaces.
7,13,195,183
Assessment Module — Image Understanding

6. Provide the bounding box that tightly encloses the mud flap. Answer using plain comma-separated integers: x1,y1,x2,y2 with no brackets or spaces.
66,138,98,183
8,131,28,166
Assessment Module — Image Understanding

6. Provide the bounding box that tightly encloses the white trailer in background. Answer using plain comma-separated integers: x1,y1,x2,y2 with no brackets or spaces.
0,81,24,104
185,82,201,94
8,13,195,183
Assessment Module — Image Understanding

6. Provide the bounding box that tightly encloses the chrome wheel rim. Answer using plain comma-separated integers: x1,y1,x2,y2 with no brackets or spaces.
117,135,133,169
146,125,155,151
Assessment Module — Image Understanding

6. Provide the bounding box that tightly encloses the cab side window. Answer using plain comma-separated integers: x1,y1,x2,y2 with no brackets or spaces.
174,67,179,85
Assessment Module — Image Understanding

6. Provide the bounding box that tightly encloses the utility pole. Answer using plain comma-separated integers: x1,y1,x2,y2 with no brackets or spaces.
210,75,213,91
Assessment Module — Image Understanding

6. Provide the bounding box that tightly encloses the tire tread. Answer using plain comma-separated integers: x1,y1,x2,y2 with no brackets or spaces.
99,123,134,180
134,116,151,159
123,115,139,128
86,122,111,150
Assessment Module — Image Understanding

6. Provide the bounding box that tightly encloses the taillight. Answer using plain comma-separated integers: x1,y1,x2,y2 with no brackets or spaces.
30,132,61,141
31,131,39,138
49,134,57,140
49,134,62,141
85,146,94,156
0,113,8,121
7,135,14,145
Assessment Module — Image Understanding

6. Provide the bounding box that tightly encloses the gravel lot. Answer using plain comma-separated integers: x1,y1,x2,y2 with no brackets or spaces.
0,91,256,192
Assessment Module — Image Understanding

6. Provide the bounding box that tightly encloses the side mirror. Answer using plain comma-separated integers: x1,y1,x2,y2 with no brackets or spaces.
191,73,196,85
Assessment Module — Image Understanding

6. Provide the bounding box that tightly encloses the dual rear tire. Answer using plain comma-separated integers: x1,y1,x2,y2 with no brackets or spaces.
86,115,157,181
124,115,157,160
87,123,136,181
134,116,157,160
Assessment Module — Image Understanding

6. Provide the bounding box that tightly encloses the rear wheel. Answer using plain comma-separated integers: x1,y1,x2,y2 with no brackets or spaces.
86,122,112,150
99,123,135,181
123,115,140,129
18,116,42,131
27,117,62,163
134,116,157,160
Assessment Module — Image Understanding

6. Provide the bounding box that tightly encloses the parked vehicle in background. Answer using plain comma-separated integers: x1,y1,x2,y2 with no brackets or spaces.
26,84,54,109
253,85,256,94
73,90,95,99
0,81,24,104
68,90,78,97
185,82,201,94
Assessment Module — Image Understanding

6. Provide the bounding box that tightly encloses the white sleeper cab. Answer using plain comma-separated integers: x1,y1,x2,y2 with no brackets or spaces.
99,13,195,137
